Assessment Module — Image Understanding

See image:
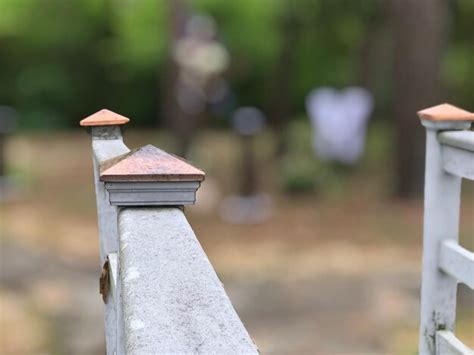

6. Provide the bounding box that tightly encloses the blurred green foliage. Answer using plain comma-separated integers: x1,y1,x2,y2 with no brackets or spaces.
278,119,319,193
0,0,472,130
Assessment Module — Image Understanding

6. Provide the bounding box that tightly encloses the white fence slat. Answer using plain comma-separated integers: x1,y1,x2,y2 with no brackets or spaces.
419,128,462,354
107,251,125,355
438,130,474,152
91,129,130,355
436,331,473,355
442,145,474,180
419,110,473,355
439,240,474,289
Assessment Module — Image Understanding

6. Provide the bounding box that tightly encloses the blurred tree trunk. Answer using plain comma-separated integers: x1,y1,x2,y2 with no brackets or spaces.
93,0,115,109
358,0,388,92
389,0,448,198
239,136,258,196
161,0,195,157
0,135,4,177
267,2,300,159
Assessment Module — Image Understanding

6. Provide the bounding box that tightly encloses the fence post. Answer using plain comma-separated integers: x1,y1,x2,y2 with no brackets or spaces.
82,109,258,354
80,109,130,355
417,103,472,354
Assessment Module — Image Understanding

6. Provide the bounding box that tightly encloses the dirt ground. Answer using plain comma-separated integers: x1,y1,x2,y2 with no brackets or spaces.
1,129,473,354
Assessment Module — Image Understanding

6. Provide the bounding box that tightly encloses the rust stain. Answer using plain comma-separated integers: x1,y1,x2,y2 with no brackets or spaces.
99,258,110,303
417,103,474,122
100,144,205,182
80,109,130,127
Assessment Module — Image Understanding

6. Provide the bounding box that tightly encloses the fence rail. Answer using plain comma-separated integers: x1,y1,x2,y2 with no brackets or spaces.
418,103,474,355
439,240,474,290
119,208,257,354
82,109,257,355
436,331,473,355
440,133,474,180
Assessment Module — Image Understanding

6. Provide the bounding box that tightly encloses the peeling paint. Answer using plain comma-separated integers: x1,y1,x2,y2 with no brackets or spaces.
124,267,140,282
130,319,145,331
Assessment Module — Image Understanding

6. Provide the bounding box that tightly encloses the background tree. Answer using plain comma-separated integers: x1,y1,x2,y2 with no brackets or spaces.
266,0,302,158
389,0,448,197
161,0,193,156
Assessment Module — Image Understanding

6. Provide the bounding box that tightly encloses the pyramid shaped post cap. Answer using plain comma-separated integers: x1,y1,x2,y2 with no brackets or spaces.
417,103,474,122
80,109,130,127
100,144,205,182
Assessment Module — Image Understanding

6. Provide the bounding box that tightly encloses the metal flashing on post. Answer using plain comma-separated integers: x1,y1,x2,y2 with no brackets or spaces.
80,109,130,127
418,103,474,131
100,144,205,206
81,109,130,143
105,181,201,206
417,103,474,122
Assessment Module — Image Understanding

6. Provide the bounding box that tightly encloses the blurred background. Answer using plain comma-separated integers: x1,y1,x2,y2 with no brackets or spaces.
0,0,473,354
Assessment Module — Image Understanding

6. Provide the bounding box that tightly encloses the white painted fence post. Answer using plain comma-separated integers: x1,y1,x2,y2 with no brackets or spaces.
81,109,131,355
417,103,473,355
82,109,258,354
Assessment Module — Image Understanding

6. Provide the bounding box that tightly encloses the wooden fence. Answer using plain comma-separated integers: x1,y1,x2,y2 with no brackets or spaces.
81,104,473,354
81,109,258,355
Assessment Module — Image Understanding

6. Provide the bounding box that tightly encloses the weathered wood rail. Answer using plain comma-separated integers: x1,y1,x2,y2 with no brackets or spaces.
418,103,474,355
81,109,258,355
